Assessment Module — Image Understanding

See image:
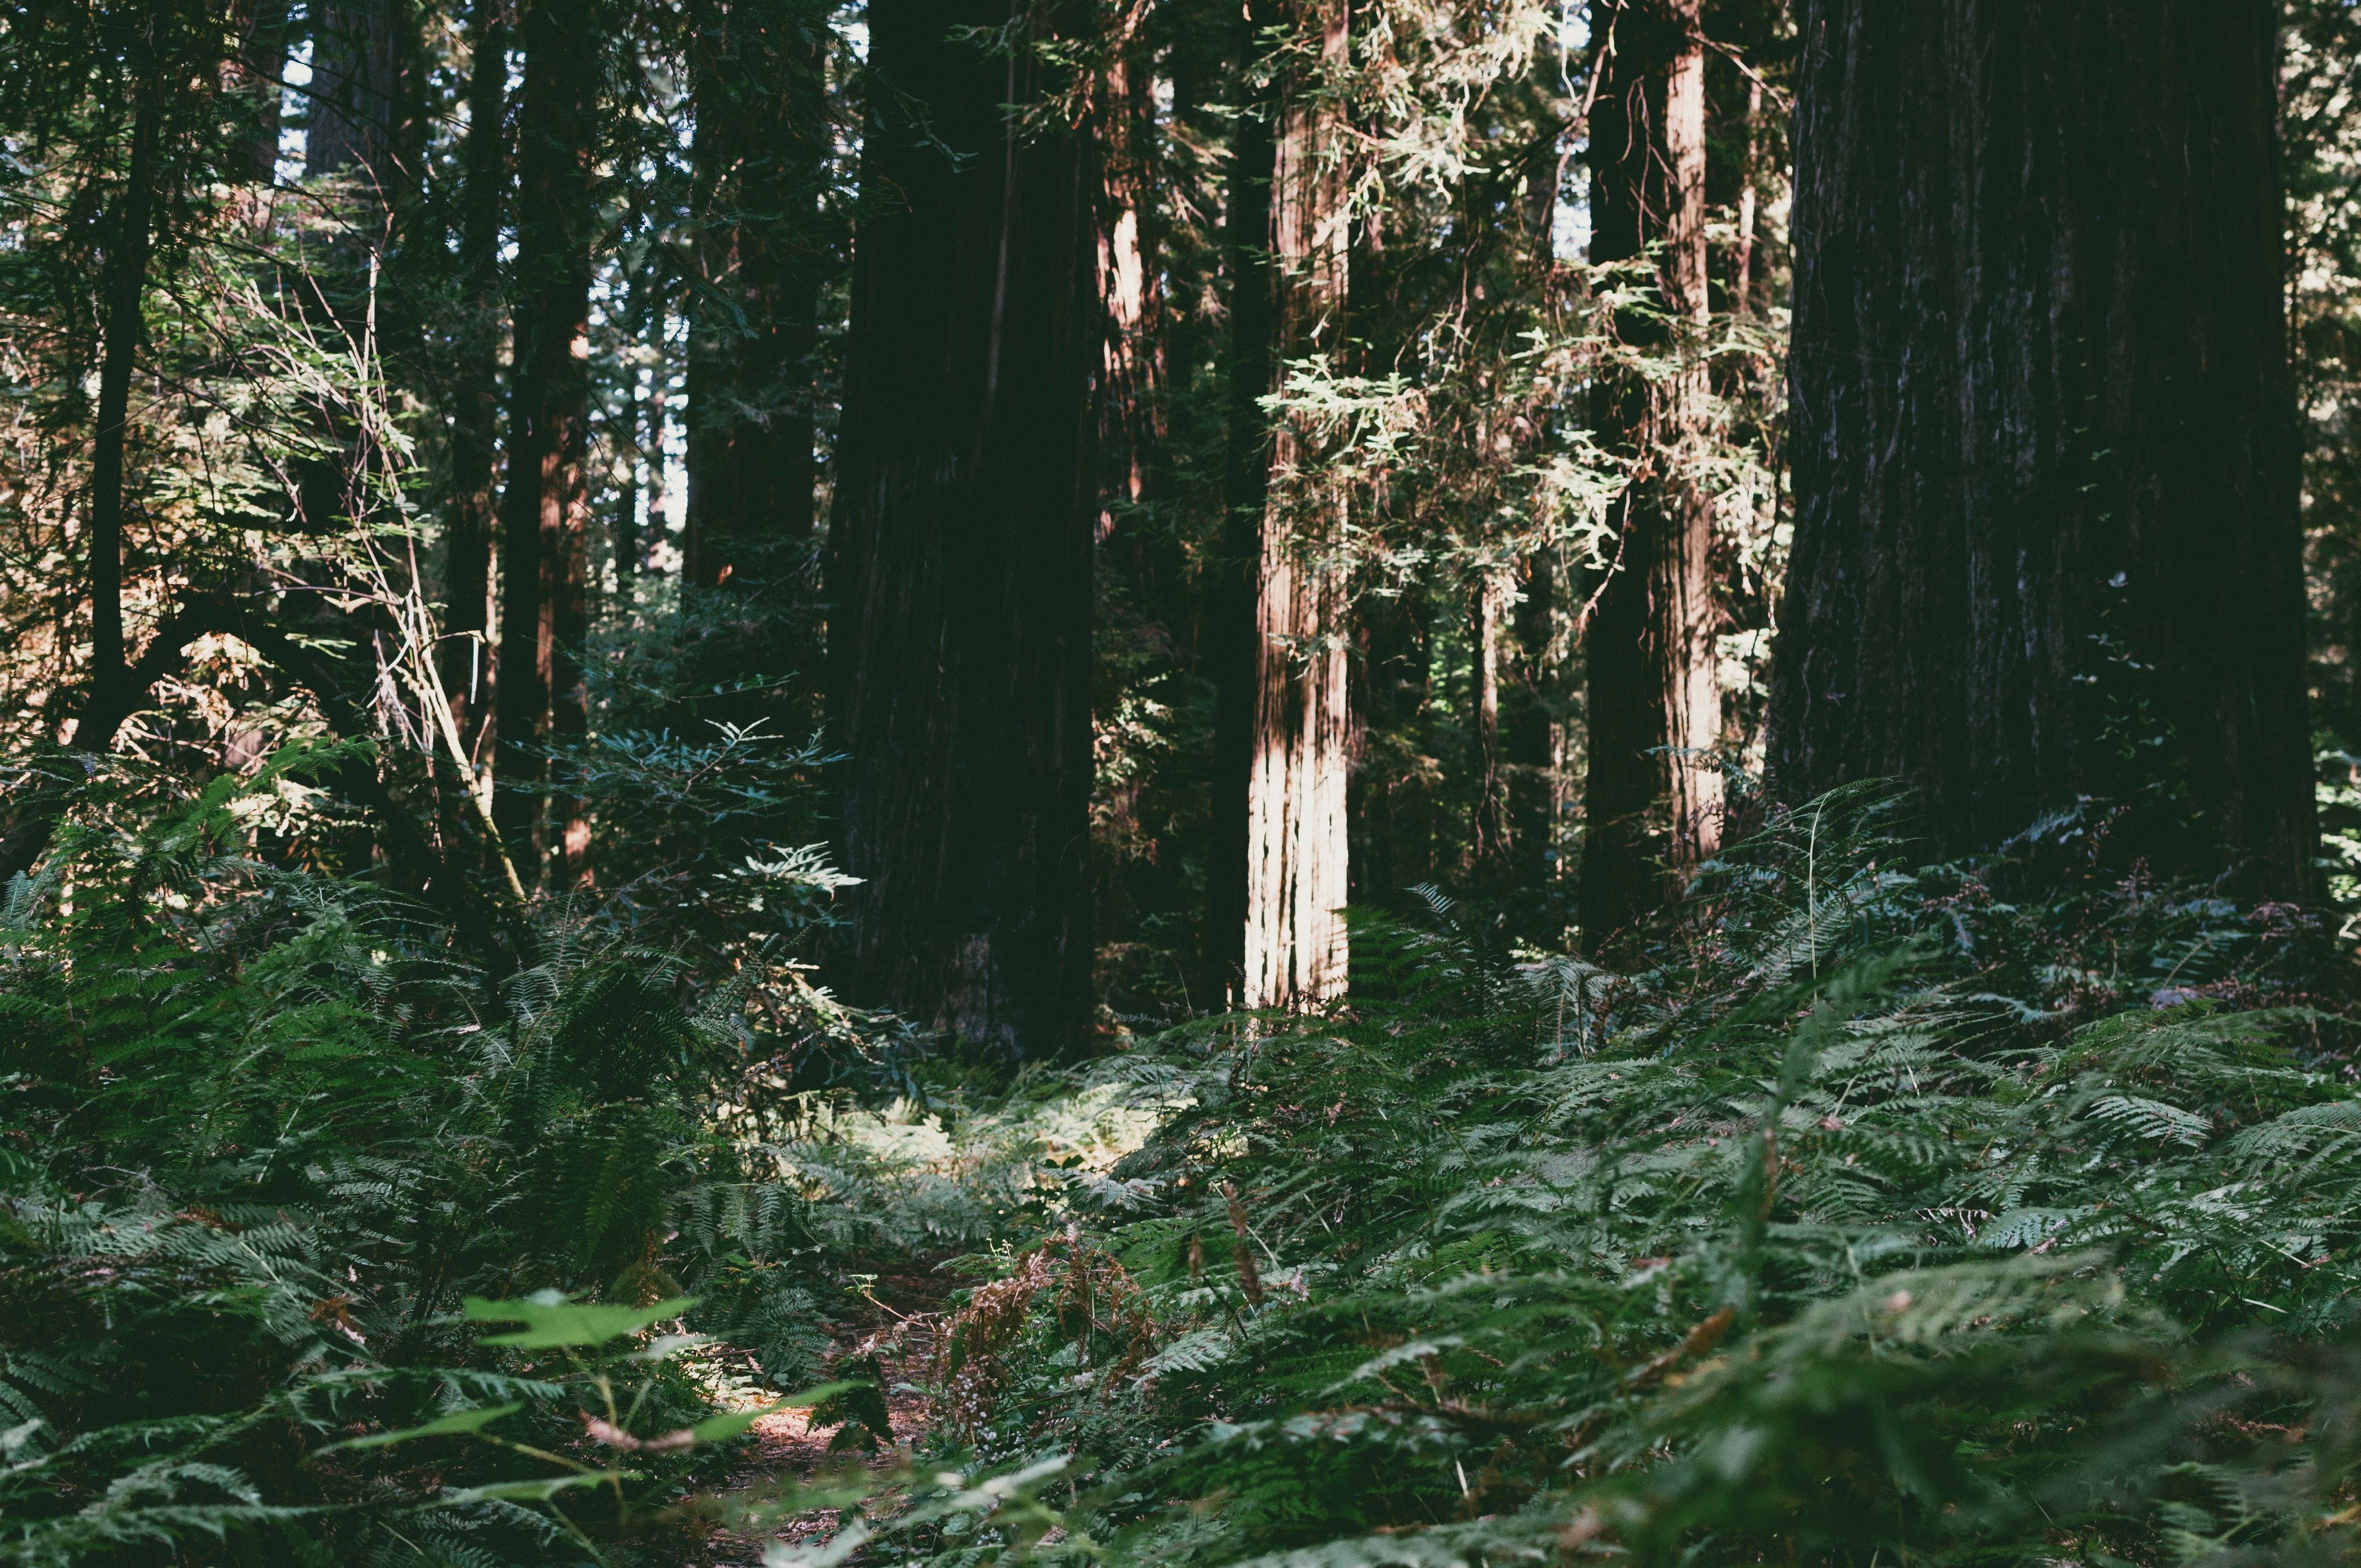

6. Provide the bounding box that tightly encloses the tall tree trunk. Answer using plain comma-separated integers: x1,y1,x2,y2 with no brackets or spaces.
1468,571,1509,873
307,0,396,185
439,0,507,827
1505,545,1565,885
1095,0,1163,539
828,0,1097,1059
1506,74,1565,893
88,66,162,722
494,0,600,884
1767,1,2315,896
233,0,290,211
1238,0,1352,1008
1578,0,1722,948
684,0,825,594
1731,75,1762,318
1346,587,1437,906
1207,0,1282,1006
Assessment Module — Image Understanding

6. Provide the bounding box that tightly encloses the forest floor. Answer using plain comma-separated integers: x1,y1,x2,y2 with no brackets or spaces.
704,1262,953,1566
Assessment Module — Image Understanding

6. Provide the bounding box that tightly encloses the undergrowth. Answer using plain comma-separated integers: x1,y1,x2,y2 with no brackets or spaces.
8,771,2361,1567
0,746,926,1565
877,790,2361,1568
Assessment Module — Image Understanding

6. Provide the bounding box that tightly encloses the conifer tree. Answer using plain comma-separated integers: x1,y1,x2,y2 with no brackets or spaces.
1578,0,1723,947
437,0,508,810
828,0,1097,1058
494,0,605,882
1767,0,2316,895
1214,0,1352,1008
683,0,828,594
306,1,398,187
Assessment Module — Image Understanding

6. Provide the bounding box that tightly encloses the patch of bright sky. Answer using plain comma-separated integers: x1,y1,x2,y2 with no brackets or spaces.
275,39,312,183
1552,2,1590,262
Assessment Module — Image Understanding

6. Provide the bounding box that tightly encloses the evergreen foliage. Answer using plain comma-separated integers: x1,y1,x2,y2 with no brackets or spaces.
892,797,2361,1568
1,2,2359,1565
0,753,856,1564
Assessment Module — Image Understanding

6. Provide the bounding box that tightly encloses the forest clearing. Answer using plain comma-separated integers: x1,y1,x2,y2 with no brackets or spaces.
7,1,2361,1564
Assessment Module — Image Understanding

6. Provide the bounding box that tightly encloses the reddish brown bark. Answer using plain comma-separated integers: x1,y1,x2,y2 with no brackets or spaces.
1239,0,1352,1008
493,0,599,884
1579,0,1723,948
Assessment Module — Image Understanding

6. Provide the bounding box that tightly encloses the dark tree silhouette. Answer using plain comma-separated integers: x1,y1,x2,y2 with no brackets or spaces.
828,0,1098,1058
1769,1,2316,895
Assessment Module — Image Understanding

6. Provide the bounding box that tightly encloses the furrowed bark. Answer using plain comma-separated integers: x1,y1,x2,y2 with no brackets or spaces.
307,0,398,186
1579,0,1723,949
828,0,1098,1059
1207,0,1282,1006
494,0,600,884
1240,0,1352,1008
1767,0,2315,895
233,0,290,200
684,0,825,594
438,0,508,835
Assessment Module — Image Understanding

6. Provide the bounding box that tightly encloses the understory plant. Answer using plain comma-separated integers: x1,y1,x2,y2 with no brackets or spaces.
902,791,2361,1568
0,750,877,1565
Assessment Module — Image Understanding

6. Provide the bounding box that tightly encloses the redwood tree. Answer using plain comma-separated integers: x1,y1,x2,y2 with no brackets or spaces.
1767,1,2316,895
1579,0,1723,946
494,0,602,881
306,1,396,184
1206,0,1279,1008
437,0,507,828
1210,0,1352,1009
828,0,1097,1058
683,0,828,594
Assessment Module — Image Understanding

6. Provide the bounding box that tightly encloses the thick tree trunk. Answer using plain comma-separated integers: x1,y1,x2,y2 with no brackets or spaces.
439,0,507,827
494,0,599,884
233,0,290,197
828,0,1097,1059
1468,571,1508,873
1768,1,2315,896
1207,0,1281,1006
88,71,162,722
1579,0,1722,948
1238,0,1352,1008
684,0,825,594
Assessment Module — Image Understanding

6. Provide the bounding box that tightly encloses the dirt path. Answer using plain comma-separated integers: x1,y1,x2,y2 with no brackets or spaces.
702,1266,951,1565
